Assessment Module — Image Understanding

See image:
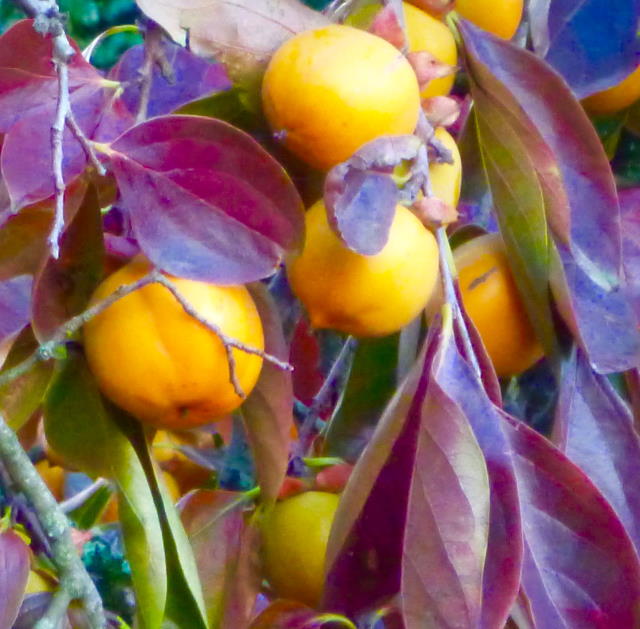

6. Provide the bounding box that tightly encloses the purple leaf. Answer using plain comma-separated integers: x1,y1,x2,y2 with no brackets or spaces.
537,0,640,98
0,275,31,344
619,187,640,321
0,529,30,629
553,347,640,554
460,21,640,373
503,413,640,627
108,115,305,284
241,283,294,505
324,316,491,628
435,323,521,629
323,135,423,255
0,21,128,210
108,39,231,118
31,184,104,342
0,20,97,133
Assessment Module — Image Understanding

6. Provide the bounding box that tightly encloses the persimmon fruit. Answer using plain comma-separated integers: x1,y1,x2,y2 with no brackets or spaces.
582,65,640,115
287,201,440,337
430,126,462,209
404,2,458,98
83,257,264,430
262,24,421,170
261,491,340,607
454,233,543,377
455,0,523,39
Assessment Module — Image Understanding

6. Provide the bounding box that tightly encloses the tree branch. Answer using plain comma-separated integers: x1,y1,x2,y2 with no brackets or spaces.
0,415,105,629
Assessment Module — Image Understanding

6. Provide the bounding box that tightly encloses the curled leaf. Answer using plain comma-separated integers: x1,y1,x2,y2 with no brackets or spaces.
323,135,424,255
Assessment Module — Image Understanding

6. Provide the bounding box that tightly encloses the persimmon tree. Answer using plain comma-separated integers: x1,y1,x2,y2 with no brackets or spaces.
0,0,639,628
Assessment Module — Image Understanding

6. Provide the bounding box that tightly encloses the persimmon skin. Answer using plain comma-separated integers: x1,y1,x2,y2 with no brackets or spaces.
287,201,440,337
455,0,523,39
262,491,340,607
583,65,640,115
83,257,264,430
404,2,458,98
430,126,462,209
454,233,543,377
262,24,421,170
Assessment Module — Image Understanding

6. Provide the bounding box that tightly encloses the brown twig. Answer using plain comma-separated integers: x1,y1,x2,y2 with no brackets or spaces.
151,272,293,398
13,0,108,259
66,112,106,176
0,271,292,396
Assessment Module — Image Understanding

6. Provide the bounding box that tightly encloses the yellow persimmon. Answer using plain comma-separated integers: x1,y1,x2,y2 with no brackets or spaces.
583,65,640,115
455,0,523,39
83,257,264,429
262,24,421,170
287,201,440,337
454,233,543,377
262,491,340,607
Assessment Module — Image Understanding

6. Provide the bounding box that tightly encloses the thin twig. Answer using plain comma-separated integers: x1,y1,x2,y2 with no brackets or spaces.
59,478,109,514
296,335,357,456
135,21,171,124
48,59,70,259
151,272,293,398
0,415,105,629
0,271,292,396
35,588,73,629
66,113,106,176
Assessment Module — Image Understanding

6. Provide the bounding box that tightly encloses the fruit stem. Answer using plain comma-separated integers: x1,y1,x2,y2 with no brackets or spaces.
0,413,106,628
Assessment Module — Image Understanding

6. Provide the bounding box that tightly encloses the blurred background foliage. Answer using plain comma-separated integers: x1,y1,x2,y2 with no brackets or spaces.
0,0,141,68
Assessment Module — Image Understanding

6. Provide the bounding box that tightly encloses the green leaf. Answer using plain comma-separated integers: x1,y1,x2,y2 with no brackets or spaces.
43,351,167,629
125,424,208,629
472,90,560,368
322,334,400,462
67,484,113,530
0,328,52,431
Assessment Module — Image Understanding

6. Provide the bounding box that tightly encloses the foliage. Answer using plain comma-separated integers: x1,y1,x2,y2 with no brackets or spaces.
0,0,639,628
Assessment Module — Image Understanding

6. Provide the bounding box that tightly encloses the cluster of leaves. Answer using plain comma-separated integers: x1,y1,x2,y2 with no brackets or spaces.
0,0,639,628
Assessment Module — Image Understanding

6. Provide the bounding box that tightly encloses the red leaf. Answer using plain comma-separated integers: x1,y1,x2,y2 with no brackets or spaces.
242,283,294,505
325,316,491,627
107,115,305,284
460,21,640,373
0,20,96,133
0,21,126,210
369,5,407,49
554,347,640,554
180,489,261,627
504,413,640,627
31,183,104,342
0,529,30,629
0,275,32,345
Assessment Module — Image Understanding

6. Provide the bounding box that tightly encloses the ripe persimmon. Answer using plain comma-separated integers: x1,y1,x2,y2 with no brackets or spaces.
262,24,421,170
404,2,458,98
455,0,523,39
583,65,640,115
287,201,440,337
454,233,543,377
83,257,264,429
261,491,340,607
430,126,462,209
